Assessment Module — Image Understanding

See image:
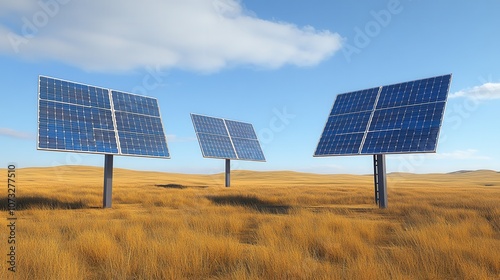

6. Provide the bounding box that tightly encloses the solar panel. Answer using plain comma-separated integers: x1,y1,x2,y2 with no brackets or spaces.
38,76,170,158
191,114,265,161
314,74,452,156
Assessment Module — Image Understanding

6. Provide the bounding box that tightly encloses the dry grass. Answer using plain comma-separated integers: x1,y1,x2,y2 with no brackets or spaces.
0,166,499,279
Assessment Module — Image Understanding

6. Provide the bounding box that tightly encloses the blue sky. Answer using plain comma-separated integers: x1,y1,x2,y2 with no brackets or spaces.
1,0,499,174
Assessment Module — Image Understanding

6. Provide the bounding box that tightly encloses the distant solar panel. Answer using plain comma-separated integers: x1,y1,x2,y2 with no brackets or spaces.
191,114,265,161
314,74,452,156
38,76,170,158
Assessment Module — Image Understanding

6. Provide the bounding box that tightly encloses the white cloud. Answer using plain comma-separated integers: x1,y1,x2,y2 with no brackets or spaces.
0,128,35,140
0,1,37,15
0,0,342,72
449,83,500,100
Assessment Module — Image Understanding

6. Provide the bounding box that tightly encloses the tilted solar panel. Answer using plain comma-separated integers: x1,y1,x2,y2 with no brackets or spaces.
314,74,452,156
38,76,170,158
191,114,265,161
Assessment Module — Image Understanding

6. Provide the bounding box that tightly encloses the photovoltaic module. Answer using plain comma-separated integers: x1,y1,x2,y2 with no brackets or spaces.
314,74,452,156
37,76,170,158
191,114,265,161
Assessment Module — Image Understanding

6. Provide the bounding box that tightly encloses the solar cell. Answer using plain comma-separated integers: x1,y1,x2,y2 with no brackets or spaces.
112,90,160,117
330,87,379,115
196,133,237,159
191,114,266,161
314,74,451,156
368,102,445,132
39,76,111,108
232,138,265,161
314,133,364,155
376,75,450,109
38,76,169,158
322,111,372,136
118,131,169,157
361,127,440,154
225,120,258,139
191,114,229,136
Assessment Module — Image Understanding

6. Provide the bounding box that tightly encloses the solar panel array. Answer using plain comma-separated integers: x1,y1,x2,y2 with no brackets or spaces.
191,114,265,161
38,76,170,158
315,74,452,156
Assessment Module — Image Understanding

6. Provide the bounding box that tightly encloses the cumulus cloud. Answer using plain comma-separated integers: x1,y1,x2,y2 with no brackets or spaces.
0,128,35,140
0,1,37,15
449,83,500,100
0,0,342,72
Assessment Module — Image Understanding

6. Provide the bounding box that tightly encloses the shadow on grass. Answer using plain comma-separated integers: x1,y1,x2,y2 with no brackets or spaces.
307,206,378,215
206,195,291,214
0,196,86,210
156,184,209,189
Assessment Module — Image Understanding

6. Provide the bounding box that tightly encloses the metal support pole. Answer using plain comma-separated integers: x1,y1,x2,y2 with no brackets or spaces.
373,155,379,205
103,154,113,208
373,154,388,209
225,159,230,188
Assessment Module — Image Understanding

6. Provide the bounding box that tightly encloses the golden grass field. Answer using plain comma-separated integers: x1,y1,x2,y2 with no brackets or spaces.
1,166,499,279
